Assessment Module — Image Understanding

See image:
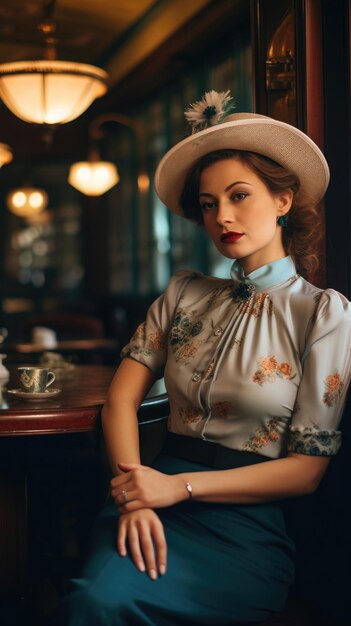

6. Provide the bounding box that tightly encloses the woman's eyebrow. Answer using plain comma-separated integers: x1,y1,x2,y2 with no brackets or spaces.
225,180,253,192
199,181,253,197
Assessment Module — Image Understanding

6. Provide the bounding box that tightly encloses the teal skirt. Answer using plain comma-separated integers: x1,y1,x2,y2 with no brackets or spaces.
61,454,295,625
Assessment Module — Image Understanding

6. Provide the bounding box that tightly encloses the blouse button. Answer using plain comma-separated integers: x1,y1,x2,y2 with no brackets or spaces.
192,371,201,382
214,327,223,336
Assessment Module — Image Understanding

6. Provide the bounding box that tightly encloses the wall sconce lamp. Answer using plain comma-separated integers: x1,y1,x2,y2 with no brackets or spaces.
6,186,49,218
68,112,149,196
0,1,107,125
68,158,120,197
0,143,13,167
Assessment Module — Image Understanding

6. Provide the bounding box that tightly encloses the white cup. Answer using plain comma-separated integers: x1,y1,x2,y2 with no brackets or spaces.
31,326,57,348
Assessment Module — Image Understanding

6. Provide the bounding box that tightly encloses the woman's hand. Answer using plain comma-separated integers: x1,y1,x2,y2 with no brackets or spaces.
110,462,186,512
118,508,167,580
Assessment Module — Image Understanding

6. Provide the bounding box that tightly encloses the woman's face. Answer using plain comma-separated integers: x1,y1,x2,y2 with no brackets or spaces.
199,158,292,275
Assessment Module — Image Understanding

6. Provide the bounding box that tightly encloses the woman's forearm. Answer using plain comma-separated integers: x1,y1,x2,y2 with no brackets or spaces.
112,452,331,515
178,453,330,504
102,399,141,475
101,358,156,475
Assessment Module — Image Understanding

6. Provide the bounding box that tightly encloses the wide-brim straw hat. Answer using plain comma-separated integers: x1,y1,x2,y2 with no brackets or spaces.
154,112,330,217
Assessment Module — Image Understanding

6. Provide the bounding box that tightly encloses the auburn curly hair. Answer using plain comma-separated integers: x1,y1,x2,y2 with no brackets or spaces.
180,149,322,280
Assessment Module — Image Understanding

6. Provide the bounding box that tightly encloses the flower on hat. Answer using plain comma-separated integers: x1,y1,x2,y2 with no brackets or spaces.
184,90,235,133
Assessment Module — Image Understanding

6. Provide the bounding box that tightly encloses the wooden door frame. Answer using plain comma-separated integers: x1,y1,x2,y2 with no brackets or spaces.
322,0,351,296
251,0,351,293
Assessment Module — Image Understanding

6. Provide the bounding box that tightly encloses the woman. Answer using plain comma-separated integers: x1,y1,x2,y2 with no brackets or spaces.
63,91,351,625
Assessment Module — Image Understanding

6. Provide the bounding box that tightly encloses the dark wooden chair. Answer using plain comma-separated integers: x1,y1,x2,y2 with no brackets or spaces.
22,312,104,341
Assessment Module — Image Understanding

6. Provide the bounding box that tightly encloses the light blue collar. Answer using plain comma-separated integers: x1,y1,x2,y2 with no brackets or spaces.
230,256,297,291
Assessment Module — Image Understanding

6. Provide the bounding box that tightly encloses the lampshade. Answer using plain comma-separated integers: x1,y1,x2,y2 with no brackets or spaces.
6,186,48,217
68,161,119,196
0,60,108,125
0,143,13,166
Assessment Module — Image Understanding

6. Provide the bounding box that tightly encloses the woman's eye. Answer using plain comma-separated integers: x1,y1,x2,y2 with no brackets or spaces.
200,201,216,211
232,192,248,201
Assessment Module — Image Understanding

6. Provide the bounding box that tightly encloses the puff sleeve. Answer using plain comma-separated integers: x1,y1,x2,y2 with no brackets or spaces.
120,271,199,378
288,289,351,456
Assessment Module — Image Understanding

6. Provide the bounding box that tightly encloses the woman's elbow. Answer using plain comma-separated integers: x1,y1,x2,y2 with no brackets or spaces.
289,452,331,495
303,474,323,495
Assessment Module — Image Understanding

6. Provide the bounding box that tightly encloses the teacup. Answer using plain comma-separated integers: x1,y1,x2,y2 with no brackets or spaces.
18,366,56,393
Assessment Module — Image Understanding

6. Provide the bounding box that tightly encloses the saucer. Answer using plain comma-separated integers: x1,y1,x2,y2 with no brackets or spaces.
8,388,62,401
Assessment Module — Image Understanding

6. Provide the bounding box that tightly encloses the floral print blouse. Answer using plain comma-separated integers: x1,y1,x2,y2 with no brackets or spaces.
121,256,351,458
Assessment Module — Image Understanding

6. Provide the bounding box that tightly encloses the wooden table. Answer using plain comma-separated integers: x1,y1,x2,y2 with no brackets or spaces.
0,365,167,435
0,364,115,436
0,365,168,605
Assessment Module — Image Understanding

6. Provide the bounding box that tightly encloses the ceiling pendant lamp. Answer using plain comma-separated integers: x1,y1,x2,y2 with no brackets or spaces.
0,60,108,125
0,2,108,125
6,186,49,218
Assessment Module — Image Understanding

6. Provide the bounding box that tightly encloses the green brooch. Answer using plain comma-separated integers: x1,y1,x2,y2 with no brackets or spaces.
232,283,256,301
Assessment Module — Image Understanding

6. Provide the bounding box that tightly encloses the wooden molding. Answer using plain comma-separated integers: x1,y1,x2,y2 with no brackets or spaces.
105,0,213,86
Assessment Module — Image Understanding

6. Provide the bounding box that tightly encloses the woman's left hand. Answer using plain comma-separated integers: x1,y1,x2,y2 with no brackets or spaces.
110,463,186,512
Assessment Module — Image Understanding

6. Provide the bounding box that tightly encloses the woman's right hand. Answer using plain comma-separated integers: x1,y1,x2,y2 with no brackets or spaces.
117,508,167,580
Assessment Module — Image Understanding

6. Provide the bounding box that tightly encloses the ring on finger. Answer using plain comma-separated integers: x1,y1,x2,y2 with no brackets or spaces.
121,489,129,503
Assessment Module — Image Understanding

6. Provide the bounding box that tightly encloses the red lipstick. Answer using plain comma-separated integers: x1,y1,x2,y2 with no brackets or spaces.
220,232,243,243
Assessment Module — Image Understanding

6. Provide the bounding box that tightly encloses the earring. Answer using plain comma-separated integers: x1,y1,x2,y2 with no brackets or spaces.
277,215,288,227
